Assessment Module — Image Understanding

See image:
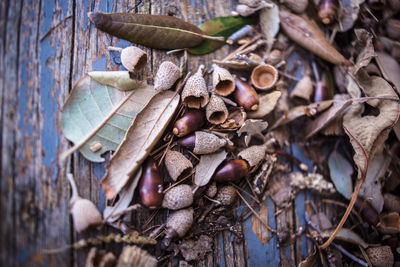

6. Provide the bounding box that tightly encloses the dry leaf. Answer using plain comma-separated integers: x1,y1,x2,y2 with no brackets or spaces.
259,4,280,47
345,74,361,98
337,0,364,32
85,247,116,267
102,91,180,200
290,172,336,193
351,29,376,75
375,51,400,94
379,212,400,234
251,202,270,244
178,235,213,261
328,150,354,200
320,228,368,248
194,150,227,187
237,119,268,146
116,245,157,267
298,250,317,267
247,91,282,119
88,71,145,91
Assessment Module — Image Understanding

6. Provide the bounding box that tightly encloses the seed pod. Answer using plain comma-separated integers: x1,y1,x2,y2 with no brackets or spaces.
212,64,235,96
173,109,205,137
238,145,267,167
216,185,237,206
164,150,193,181
206,94,228,124
165,208,194,238
313,81,330,102
233,77,259,111
366,246,394,267
67,174,102,232
181,65,209,109
265,49,282,65
281,0,308,13
318,0,338,24
120,46,147,73
138,158,164,209
239,0,262,7
386,19,400,40
290,75,313,102
154,61,181,92
213,159,249,183
251,64,279,90
162,184,193,210
354,197,380,226
178,131,226,155
205,181,217,198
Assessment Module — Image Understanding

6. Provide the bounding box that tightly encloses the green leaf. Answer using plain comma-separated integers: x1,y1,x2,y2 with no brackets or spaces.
88,12,222,50
61,75,157,162
188,16,257,55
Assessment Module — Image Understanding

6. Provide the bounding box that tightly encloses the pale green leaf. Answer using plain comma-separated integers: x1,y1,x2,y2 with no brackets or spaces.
328,150,354,200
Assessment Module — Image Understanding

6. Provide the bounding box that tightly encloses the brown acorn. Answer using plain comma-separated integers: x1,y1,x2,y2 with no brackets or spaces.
154,61,181,92
162,184,193,210
138,157,164,209
354,197,380,226
206,94,229,124
165,208,194,239
366,246,394,267
290,75,313,102
318,0,338,25
212,64,235,96
233,77,259,111
181,65,209,109
213,159,249,183
251,64,279,90
173,109,205,137
120,46,147,73
216,185,237,206
177,131,226,155
238,144,267,167
313,81,330,102
164,150,193,181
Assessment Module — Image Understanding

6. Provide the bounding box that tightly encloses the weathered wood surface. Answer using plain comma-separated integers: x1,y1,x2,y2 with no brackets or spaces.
0,1,316,266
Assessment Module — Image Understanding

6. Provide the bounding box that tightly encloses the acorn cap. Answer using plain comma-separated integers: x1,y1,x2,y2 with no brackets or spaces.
154,61,181,92
165,150,193,181
166,208,194,238
194,131,226,154
212,64,235,96
366,246,394,267
290,75,313,102
216,185,237,206
251,64,279,90
206,94,228,125
70,197,103,232
182,66,209,108
238,144,267,167
121,46,147,73
162,184,193,210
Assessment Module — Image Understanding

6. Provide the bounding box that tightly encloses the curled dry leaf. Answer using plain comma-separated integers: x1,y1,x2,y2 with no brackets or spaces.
61,75,157,162
375,51,400,94
247,91,282,119
237,119,268,146
378,212,400,234
88,71,146,91
251,202,270,245
194,150,227,187
259,4,280,47
328,150,354,200
320,228,369,248
102,91,180,200
351,29,376,75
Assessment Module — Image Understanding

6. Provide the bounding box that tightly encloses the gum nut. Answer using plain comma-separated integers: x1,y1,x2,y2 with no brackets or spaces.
154,61,181,91
212,64,235,96
238,144,267,167
181,67,209,108
121,46,147,73
206,94,229,125
165,150,193,181
166,208,194,238
251,64,279,90
162,184,193,210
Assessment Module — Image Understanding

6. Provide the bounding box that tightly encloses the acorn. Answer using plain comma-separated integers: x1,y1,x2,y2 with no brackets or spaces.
216,185,237,206
205,181,218,198
164,150,193,181
165,208,194,239
318,0,338,25
290,75,313,102
386,19,400,40
177,131,226,155
354,197,380,226
120,46,147,73
233,77,259,111
154,61,181,92
67,174,102,232
138,157,164,209
206,94,229,124
238,144,267,167
213,159,249,183
162,184,193,210
313,81,330,102
251,64,279,90
181,65,209,109
173,109,205,137
366,246,394,267
212,64,235,96
239,0,262,7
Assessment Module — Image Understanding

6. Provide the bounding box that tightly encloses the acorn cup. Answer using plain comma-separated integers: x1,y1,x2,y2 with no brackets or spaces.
233,77,260,111
238,144,267,167
177,131,227,155
213,159,249,183
120,46,147,73
138,157,164,209
181,65,209,109
251,64,279,90
206,94,229,125
290,75,313,102
173,109,205,137
164,150,193,181
163,208,194,247
215,185,237,206
212,64,235,96
162,184,193,210
318,0,338,24
154,61,181,92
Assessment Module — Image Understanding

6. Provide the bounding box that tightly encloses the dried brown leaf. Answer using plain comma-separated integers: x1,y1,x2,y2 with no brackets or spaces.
194,150,227,187
320,228,368,248
352,29,376,75
251,202,270,245
247,91,282,119
379,212,400,234
375,51,400,94
117,245,157,267
237,119,268,146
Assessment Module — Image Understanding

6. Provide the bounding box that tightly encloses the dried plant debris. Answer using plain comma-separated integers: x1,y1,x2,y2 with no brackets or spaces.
178,235,213,261
237,119,268,146
116,246,157,267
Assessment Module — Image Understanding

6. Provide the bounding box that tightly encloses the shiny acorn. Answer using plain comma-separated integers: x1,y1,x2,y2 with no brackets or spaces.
213,159,249,183
173,109,205,137
177,131,226,155
318,0,338,24
138,158,164,209
233,77,259,111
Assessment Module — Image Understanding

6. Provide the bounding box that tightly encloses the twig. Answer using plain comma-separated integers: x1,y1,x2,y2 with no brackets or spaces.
108,204,142,218
162,171,194,194
333,244,368,267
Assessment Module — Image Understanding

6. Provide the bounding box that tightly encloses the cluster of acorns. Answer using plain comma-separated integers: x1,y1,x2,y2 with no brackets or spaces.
117,45,278,246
